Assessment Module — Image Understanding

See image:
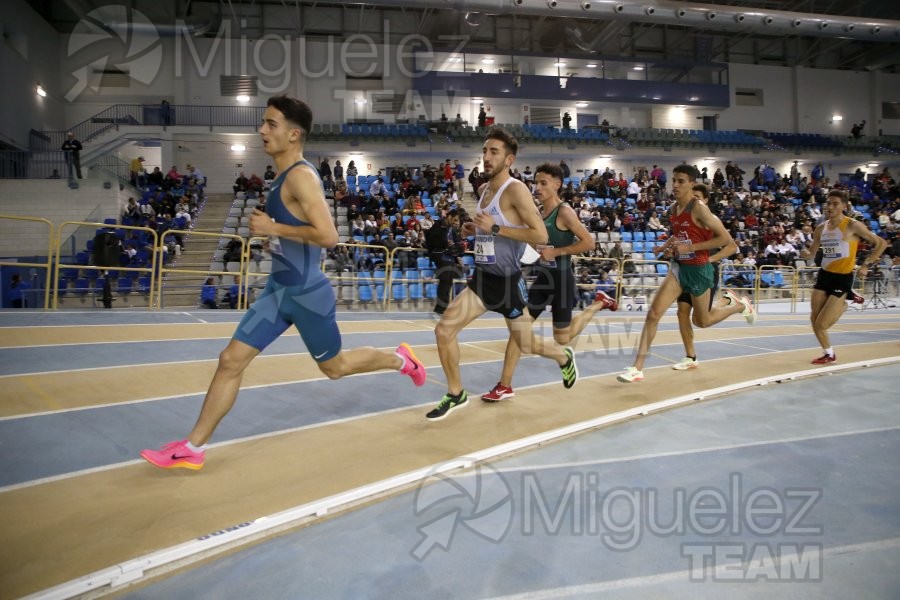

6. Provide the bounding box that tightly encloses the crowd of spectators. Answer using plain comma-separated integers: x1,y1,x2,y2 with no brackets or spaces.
319,155,899,297
558,161,899,279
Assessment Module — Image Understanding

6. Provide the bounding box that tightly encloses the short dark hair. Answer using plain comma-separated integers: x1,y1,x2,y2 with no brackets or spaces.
267,95,313,139
484,127,519,156
691,183,709,199
535,162,564,182
827,189,849,203
673,164,700,181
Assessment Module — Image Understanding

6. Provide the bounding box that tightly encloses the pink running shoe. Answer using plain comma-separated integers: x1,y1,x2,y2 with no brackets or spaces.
140,440,205,470
594,290,619,311
396,343,426,386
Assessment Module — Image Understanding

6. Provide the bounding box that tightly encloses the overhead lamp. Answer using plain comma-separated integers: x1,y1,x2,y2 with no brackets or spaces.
554,62,567,67
576,101,588,107
354,97,368,105
633,65,645,71
586,63,598,68
231,144,246,152
236,94,250,103
36,84,47,98
831,114,843,122
866,162,879,167
481,58,495,64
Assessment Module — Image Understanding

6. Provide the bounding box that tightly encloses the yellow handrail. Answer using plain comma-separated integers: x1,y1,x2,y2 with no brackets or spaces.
53,222,159,309
0,215,54,309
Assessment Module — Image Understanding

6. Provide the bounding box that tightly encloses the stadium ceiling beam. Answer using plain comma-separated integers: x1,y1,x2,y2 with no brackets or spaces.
344,0,900,43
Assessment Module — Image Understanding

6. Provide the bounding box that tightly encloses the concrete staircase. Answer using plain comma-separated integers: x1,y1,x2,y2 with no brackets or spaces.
158,193,236,307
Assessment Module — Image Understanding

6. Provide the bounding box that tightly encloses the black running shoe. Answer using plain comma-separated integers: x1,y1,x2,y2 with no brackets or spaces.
426,391,468,420
560,347,578,389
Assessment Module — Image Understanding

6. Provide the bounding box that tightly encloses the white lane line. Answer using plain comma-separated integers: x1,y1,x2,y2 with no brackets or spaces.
494,425,900,474
715,339,779,352
483,538,900,600
0,401,424,493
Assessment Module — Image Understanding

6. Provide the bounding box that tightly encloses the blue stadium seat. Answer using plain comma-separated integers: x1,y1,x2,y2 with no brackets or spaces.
117,277,133,295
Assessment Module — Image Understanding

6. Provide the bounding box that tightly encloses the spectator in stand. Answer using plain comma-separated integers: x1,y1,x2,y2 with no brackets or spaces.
122,197,140,222
647,210,664,232
559,159,571,180
350,215,365,236
369,177,385,197
61,131,83,180
626,178,641,200
467,166,480,196
334,181,349,207
233,171,249,194
454,160,465,190
175,199,192,227
146,166,163,187
446,183,460,206
333,160,344,183
811,162,825,186
319,157,332,184
713,168,725,189
263,165,276,187
247,173,264,194
851,120,866,138
764,235,797,265
223,276,241,309
223,239,243,264
346,161,358,177
200,277,218,309
442,160,453,183
129,156,145,187
10,273,30,308
186,164,206,187
744,212,759,231
166,165,183,187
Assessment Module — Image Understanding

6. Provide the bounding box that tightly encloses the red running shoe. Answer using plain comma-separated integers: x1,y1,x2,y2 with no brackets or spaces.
481,382,515,402
594,290,619,311
811,352,836,365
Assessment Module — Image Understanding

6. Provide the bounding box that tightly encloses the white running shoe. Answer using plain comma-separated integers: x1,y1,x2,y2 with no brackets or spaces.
617,366,644,383
739,295,757,325
722,288,741,306
672,356,699,370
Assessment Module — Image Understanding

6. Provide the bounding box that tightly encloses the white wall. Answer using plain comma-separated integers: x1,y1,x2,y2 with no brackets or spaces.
11,18,900,142
721,64,796,133
0,0,66,148
0,179,121,256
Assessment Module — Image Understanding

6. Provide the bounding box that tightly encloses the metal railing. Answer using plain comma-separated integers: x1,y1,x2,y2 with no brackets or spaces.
0,150,68,179
53,222,159,309
155,230,245,309
4,213,896,313
0,215,55,309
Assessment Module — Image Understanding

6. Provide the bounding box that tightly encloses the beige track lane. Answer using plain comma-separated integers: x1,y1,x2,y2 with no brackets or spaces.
0,319,443,348
3,321,899,418
6,311,890,348
1,342,897,599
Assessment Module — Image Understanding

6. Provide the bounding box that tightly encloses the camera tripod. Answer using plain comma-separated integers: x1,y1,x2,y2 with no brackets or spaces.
862,274,892,310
